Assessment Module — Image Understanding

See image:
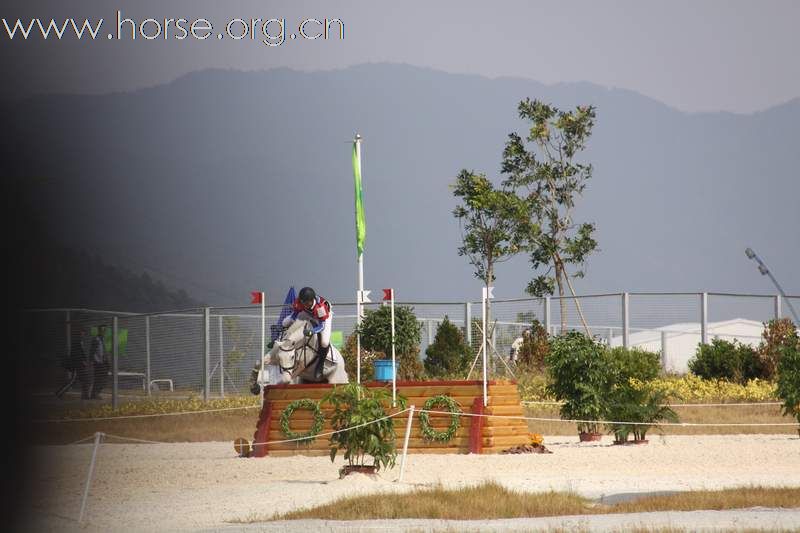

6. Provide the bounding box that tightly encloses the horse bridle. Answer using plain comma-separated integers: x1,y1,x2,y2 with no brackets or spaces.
277,327,317,379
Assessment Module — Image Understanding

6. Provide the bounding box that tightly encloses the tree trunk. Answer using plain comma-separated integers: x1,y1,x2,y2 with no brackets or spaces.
555,262,567,332
556,254,592,337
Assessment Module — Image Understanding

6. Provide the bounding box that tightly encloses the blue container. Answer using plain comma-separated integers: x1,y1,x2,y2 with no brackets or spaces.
373,359,395,381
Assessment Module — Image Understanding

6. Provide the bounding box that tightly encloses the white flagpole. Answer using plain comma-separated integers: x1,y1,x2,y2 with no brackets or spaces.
355,134,363,384
482,287,487,407
260,291,265,392
390,288,396,407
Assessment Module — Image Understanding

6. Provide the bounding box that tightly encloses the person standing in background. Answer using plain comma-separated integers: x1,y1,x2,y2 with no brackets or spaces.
90,325,108,399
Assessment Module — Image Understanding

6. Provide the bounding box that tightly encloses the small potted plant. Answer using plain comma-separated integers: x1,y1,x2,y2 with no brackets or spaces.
607,384,677,444
545,332,609,441
323,382,407,477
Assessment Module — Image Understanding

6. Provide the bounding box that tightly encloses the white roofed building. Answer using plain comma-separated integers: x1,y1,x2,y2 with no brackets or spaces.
609,318,765,374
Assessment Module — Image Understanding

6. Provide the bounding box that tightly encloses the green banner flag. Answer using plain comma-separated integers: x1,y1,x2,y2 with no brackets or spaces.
352,139,365,255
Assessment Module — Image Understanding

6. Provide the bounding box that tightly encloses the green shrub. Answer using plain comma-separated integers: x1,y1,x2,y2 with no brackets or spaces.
358,305,424,380
605,346,661,383
359,305,421,355
424,316,472,378
516,320,550,370
689,338,763,384
606,384,678,442
775,326,800,428
545,331,610,434
759,318,798,380
604,347,676,442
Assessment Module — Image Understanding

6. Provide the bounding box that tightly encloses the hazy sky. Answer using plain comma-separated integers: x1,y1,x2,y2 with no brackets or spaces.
3,0,799,113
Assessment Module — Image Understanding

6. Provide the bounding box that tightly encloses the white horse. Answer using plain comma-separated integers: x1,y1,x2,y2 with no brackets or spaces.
266,313,348,385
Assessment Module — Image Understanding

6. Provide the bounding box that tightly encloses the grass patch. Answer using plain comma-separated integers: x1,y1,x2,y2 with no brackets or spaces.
612,486,800,513
265,483,800,522
275,482,590,521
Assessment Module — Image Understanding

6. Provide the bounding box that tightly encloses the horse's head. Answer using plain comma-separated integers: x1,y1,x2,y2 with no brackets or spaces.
270,313,317,377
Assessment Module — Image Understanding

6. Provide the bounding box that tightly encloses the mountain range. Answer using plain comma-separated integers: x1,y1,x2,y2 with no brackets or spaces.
4,63,798,309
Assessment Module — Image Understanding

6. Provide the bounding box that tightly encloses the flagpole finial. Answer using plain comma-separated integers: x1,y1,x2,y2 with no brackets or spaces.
354,133,362,141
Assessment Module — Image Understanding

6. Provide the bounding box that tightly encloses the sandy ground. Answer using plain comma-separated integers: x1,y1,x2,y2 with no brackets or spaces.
16,434,800,532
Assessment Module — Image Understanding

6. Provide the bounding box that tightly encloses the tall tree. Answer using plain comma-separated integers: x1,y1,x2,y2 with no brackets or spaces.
452,170,531,347
501,99,598,333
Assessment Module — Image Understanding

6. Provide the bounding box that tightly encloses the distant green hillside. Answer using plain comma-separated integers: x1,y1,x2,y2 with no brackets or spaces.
17,243,200,312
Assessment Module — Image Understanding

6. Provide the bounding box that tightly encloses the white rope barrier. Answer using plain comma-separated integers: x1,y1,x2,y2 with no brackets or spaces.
417,409,800,427
521,400,784,407
74,408,414,448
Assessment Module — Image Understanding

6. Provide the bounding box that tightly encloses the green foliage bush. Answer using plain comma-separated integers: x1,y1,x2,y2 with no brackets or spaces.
606,385,677,442
689,338,763,384
603,346,676,442
759,318,798,380
424,316,472,378
605,346,661,383
775,326,800,427
358,305,424,381
545,331,609,434
516,320,550,370
359,305,421,355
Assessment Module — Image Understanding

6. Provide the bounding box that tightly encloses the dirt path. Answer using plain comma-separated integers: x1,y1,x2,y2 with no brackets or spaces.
17,434,800,532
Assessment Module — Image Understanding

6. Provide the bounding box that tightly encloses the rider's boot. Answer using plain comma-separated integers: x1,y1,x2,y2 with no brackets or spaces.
314,345,329,380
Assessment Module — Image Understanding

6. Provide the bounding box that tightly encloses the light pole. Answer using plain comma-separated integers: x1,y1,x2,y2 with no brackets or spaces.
745,248,799,323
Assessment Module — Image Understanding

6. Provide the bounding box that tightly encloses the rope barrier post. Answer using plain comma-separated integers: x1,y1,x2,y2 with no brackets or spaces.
398,406,415,483
78,432,104,524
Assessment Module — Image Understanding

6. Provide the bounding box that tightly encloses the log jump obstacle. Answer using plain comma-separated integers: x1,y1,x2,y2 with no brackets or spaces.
250,380,532,457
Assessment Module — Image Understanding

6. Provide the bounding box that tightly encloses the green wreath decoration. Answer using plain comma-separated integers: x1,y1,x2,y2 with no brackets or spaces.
280,399,324,444
420,395,462,442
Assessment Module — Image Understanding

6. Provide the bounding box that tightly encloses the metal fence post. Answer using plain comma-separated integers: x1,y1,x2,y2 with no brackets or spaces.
203,308,210,402
66,310,71,362
622,293,629,349
112,316,119,410
544,297,551,335
775,295,782,320
464,302,472,345
218,315,224,398
700,292,708,345
145,315,151,397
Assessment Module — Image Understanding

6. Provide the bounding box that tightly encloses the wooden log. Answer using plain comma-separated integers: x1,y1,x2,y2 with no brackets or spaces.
253,380,529,456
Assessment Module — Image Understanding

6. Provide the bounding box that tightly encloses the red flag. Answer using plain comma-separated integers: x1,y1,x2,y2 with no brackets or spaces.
382,288,393,301
250,291,263,304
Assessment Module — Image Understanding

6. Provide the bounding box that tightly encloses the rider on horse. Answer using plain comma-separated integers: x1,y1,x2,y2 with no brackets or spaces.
283,287,332,380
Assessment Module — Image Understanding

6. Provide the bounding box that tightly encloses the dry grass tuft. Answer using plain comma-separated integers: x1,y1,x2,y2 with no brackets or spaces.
275,481,590,521
266,483,800,522
610,486,800,514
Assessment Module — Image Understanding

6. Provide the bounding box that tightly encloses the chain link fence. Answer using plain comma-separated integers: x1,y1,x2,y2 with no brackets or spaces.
23,292,797,406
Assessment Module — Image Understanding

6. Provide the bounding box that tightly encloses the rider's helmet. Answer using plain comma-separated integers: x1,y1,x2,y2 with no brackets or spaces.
298,287,316,310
